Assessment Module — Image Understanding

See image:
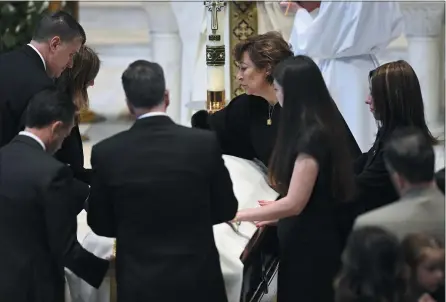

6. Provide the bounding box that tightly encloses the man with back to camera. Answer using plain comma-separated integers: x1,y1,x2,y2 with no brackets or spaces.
0,10,85,147
0,89,110,302
87,60,238,302
354,128,445,242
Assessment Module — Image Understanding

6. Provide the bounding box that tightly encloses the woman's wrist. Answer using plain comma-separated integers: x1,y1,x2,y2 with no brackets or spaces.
233,211,244,222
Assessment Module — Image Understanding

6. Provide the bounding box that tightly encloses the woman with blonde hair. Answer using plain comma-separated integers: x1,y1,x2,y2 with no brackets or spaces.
55,45,100,184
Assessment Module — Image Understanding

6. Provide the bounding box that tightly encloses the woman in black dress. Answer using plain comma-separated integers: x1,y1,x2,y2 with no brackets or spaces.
338,60,439,248
55,45,100,184
192,31,293,167
234,55,357,302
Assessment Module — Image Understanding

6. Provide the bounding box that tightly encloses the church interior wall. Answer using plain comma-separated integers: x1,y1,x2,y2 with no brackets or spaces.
78,1,445,139
78,1,152,118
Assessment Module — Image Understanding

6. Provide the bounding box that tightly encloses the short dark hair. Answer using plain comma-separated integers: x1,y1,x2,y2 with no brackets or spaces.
121,60,166,109
32,11,86,44
25,89,76,129
233,31,293,84
384,127,435,183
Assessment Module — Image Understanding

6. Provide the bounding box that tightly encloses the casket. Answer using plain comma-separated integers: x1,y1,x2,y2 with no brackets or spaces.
66,155,279,302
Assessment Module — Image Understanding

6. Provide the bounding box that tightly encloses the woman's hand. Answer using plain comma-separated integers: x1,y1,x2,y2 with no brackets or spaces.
231,211,242,223
258,200,275,207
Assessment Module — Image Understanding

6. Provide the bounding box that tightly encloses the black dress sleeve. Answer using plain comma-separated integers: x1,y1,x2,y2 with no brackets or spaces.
295,128,330,167
192,94,255,160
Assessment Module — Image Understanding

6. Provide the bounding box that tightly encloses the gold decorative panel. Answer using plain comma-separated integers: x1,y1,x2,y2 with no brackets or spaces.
229,2,258,99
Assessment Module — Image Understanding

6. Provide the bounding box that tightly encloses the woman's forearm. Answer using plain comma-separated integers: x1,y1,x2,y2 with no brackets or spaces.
236,197,300,222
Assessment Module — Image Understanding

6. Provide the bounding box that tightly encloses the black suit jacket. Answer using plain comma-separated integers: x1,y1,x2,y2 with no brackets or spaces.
0,45,55,147
87,115,238,302
55,125,91,184
0,135,109,302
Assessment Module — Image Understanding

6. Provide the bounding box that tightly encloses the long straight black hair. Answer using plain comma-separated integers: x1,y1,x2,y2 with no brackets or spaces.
268,55,355,201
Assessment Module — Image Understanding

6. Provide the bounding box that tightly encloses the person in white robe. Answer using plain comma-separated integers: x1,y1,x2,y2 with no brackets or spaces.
285,1,404,152
257,2,295,40
65,155,279,302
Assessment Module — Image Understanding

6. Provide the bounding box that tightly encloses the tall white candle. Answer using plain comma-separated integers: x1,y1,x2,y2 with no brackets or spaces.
205,1,226,93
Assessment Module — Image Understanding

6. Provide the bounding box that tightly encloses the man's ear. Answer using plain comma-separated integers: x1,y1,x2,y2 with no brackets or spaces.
49,36,61,52
50,120,63,136
164,90,170,108
391,172,406,191
125,98,135,115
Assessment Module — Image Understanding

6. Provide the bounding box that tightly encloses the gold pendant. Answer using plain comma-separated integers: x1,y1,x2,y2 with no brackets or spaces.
267,118,272,126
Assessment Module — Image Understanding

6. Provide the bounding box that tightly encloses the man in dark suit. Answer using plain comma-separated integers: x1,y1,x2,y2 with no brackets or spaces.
0,10,85,147
0,89,109,302
87,60,238,302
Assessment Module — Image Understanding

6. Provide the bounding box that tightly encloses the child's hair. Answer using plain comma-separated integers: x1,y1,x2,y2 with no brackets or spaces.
402,233,443,270
401,233,444,298
334,226,408,302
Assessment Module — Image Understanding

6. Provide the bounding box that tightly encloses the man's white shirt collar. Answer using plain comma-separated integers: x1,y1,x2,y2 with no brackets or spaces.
138,112,168,119
19,131,46,151
27,43,46,70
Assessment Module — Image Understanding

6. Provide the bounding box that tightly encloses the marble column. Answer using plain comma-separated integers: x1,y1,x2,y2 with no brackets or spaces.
143,3,182,123
402,3,445,132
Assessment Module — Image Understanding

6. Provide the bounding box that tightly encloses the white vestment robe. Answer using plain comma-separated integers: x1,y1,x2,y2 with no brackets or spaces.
257,2,295,40
289,2,404,151
65,155,279,302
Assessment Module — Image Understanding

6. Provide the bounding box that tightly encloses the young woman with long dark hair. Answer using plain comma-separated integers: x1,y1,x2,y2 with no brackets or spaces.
234,55,358,302
339,60,439,249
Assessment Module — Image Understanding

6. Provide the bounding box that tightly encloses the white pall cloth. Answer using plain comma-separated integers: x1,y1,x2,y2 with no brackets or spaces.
65,155,279,302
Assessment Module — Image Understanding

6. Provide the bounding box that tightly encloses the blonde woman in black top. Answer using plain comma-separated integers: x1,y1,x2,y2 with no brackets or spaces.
55,45,100,184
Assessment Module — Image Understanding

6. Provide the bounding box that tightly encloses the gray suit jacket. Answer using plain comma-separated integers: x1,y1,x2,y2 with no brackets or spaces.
354,186,445,242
